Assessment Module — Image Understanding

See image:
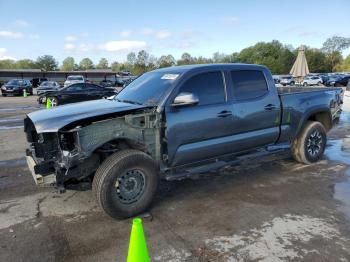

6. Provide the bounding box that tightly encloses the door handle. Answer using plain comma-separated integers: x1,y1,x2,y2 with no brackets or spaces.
217,110,232,117
264,104,276,110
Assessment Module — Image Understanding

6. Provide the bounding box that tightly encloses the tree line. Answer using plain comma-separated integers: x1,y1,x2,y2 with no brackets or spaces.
0,36,349,75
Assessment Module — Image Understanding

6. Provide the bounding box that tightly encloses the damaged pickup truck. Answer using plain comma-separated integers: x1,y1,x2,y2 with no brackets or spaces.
24,64,344,219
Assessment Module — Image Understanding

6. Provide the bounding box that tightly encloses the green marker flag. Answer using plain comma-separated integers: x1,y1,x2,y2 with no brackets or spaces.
46,97,52,109
127,218,149,262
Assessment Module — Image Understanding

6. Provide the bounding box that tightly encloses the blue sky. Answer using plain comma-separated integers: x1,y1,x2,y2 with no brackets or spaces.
0,0,349,64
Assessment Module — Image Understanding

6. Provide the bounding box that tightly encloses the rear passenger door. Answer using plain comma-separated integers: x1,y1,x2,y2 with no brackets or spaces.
165,71,233,166
228,70,280,152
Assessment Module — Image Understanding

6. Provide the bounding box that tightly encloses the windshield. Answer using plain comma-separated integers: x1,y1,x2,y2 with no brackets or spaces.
116,71,180,106
7,80,21,85
67,76,83,81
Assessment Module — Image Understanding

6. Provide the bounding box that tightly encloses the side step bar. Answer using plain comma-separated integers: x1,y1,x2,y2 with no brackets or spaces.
164,143,290,181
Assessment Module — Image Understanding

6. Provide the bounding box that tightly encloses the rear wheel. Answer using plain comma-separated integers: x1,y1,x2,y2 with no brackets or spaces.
92,149,159,219
291,121,327,164
2,94,6,97
317,81,322,85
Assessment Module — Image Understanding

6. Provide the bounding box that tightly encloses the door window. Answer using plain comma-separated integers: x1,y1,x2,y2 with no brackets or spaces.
65,83,85,91
179,71,225,106
230,70,268,100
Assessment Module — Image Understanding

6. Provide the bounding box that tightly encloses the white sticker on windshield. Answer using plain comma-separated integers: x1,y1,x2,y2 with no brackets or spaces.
161,74,179,80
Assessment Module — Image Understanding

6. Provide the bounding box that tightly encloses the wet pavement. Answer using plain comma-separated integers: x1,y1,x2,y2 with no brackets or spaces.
0,94,350,261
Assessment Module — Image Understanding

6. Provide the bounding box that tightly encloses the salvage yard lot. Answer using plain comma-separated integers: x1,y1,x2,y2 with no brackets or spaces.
1,94,350,261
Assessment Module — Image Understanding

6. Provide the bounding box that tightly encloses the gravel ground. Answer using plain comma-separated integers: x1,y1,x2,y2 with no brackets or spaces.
0,92,350,262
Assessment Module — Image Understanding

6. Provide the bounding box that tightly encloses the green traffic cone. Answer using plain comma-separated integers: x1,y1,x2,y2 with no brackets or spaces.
46,97,52,109
127,218,149,262
23,89,27,97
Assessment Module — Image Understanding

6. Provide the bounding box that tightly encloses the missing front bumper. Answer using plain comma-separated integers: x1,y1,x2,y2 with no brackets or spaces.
26,155,56,186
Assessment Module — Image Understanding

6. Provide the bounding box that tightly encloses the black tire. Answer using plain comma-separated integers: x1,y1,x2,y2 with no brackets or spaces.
291,121,327,164
317,81,322,85
92,149,159,219
303,82,308,86
2,94,6,97
290,81,295,86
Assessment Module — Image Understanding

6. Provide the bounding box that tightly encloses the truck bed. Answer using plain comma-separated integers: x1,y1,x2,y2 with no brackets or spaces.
277,86,337,95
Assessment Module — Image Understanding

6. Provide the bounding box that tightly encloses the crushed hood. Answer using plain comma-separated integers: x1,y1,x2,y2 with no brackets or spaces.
27,99,149,133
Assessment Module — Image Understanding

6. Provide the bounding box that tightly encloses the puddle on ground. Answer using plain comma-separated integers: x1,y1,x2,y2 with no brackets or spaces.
0,125,23,130
325,136,350,220
0,158,26,168
0,118,22,123
0,106,40,112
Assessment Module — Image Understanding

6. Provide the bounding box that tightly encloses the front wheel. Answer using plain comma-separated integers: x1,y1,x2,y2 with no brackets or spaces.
303,82,308,86
92,149,159,219
290,81,295,86
291,121,327,164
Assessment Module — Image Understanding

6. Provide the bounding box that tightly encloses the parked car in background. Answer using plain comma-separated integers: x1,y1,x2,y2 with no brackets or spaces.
301,76,323,86
334,75,350,87
31,77,48,87
37,81,61,95
325,76,342,86
99,79,115,87
280,76,295,86
39,82,117,106
64,75,85,87
1,79,33,96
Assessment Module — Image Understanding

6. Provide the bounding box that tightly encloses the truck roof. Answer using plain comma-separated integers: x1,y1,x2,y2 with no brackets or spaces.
153,63,268,74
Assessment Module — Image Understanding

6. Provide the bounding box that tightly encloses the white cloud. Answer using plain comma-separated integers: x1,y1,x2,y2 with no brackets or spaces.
142,28,154,35
13,19,29,27
223,16,239,24
78,44,89,52
120,30,132,37
64,43,75,51
99,40,147,52
64,43,91,52
29,34,40,39
0,48,16,60
155,30,172,39
65,35,77,42
0,31,23,38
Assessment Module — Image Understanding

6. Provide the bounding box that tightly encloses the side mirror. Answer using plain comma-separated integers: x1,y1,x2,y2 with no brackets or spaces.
172,92,199,107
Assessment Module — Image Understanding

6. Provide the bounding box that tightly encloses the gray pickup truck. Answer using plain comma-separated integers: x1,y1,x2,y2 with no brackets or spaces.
24,64,343,219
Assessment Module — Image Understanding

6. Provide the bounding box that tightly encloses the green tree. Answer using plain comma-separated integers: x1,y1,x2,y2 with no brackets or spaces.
14,59,37,69
133,50,150,74
303,48,331,73
237,40,295,74
61,57,75,71
335,54,350,72
36,55,58,71
158,54,176,68
0,59,16,69
322,36,350,71
96,58,109,69
127,52,136,65
111,61,120,72
79,58,94,70
177,52,193,65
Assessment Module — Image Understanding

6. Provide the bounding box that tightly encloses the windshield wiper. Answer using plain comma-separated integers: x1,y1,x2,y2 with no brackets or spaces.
116,98,143,105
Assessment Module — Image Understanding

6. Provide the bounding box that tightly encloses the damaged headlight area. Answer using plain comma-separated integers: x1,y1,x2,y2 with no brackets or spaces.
24,117,100,188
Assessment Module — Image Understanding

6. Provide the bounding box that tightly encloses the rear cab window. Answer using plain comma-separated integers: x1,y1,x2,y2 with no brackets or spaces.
179,71,226,105
230,70,268,100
